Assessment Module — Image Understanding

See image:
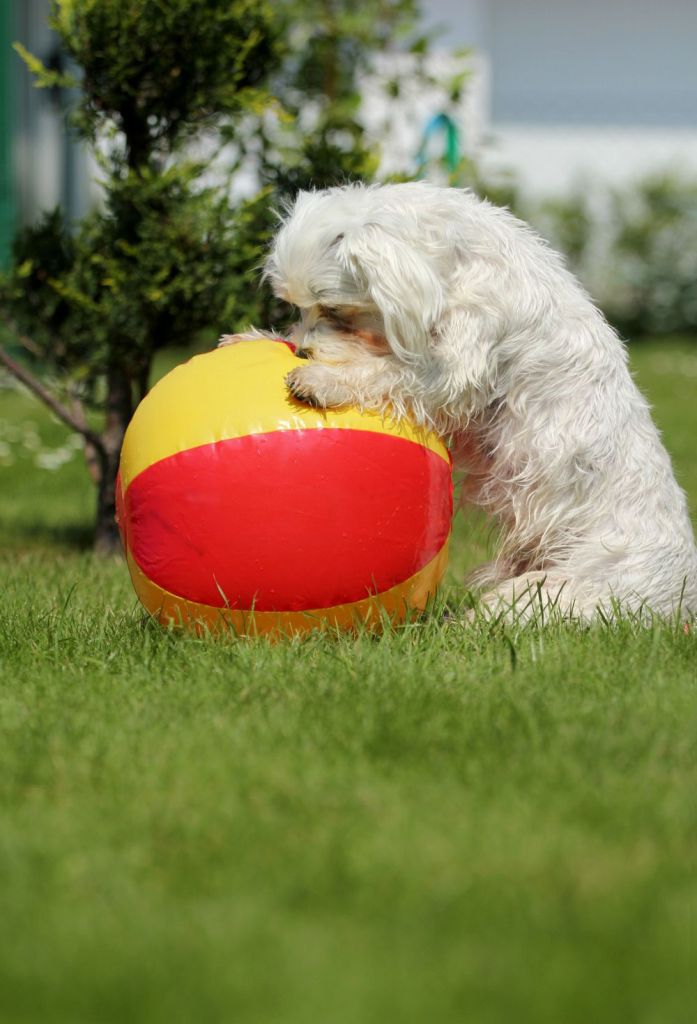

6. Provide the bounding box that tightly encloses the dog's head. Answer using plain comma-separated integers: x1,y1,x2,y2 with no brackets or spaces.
265,183,453,361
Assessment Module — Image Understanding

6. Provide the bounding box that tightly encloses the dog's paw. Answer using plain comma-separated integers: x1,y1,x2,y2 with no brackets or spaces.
285,367,324,407
218,328,278,348
285,366,353,409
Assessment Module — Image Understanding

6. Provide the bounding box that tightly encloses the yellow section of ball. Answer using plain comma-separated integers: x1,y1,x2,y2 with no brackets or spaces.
120,340,450,491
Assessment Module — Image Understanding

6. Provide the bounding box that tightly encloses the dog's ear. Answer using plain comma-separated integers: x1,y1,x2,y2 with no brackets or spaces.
337,224,444,360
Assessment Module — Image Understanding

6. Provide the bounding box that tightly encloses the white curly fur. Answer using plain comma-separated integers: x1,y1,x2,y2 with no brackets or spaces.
230,181,697,621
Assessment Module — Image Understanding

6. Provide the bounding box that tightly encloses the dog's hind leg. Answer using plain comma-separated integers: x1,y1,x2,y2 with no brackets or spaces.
476,573,580,625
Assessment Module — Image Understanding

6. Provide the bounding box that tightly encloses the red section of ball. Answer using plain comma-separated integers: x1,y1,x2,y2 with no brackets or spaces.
123,429,452,611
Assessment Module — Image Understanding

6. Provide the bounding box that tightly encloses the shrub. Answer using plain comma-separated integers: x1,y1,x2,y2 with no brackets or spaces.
528,176,697,339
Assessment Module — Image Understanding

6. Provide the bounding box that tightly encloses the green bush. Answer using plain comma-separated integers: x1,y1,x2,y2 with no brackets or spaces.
605,177,697,336
529,177,697,339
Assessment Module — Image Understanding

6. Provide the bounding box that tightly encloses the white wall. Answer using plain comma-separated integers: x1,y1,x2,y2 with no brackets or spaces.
421,0,697,195
487,0,697,127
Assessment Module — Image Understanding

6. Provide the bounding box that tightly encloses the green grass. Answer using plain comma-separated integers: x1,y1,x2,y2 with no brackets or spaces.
1,339,696,1023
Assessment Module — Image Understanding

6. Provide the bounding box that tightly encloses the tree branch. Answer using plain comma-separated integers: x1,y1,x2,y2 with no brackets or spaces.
68,386,103,484
8,320,43,357
0,342,106,459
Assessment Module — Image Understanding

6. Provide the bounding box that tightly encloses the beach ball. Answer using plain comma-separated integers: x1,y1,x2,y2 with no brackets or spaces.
116,339,452,636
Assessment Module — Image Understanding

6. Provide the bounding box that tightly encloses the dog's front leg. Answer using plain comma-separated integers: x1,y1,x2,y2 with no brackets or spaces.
422,308,503,421
286,356,408,413
218,327,284,347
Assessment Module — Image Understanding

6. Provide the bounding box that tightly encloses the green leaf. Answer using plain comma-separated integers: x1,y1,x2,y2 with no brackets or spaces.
12,42,78,90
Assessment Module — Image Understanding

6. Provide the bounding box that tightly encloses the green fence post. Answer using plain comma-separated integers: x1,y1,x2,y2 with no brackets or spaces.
0,1,16,268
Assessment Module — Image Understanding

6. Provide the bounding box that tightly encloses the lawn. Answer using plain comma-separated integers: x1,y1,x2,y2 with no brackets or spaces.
1,339,696,1023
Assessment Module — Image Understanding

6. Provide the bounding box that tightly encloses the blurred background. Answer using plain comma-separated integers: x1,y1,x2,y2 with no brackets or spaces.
3,0,697,328
6,0,697,212
0,0,696,552
425,0,697,195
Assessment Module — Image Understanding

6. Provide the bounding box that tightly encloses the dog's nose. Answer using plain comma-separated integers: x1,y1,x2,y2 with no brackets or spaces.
295,347,312,360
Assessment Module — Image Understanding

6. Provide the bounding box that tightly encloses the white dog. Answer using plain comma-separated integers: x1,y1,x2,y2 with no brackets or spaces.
225,181,697,621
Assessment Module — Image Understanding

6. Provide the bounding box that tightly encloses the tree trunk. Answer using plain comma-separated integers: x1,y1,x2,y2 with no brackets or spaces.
94,366,134,555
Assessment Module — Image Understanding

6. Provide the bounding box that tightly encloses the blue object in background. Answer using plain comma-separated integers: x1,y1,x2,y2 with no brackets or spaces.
416,113,461,175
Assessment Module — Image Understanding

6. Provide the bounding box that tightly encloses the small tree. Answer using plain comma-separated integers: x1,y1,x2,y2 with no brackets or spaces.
0,0,279,552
